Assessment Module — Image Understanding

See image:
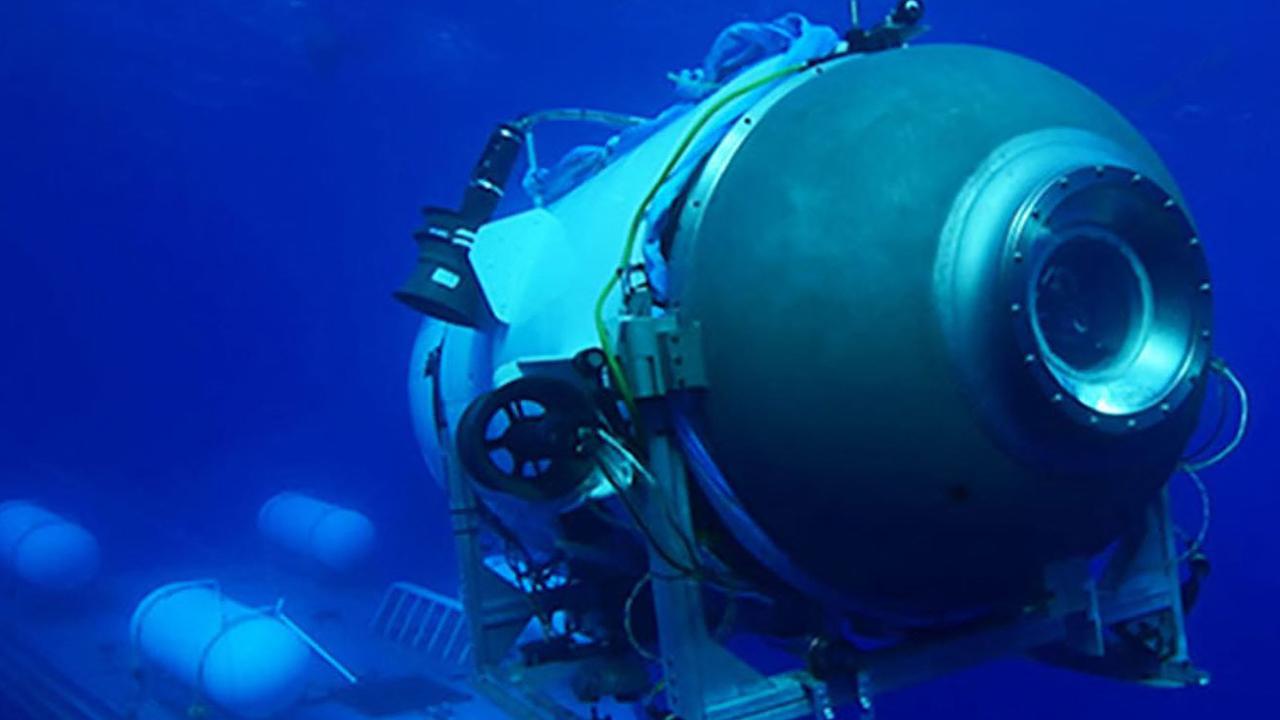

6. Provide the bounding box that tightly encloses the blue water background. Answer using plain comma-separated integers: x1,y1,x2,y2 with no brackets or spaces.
2,1,1277,717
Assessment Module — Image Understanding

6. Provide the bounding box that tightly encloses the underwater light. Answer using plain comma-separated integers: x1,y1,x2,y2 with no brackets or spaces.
394,123,527,330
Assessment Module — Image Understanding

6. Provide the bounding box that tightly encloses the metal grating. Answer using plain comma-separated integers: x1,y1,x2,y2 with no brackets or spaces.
370,582,472,668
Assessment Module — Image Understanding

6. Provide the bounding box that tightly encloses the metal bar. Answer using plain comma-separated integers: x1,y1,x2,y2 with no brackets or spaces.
644,429,713,720
705,674,819,720
277,611,359,686
413,602,439,648
397,595,424,644
369,587,394,630
427,603,451,654
446,453,493,671
440,612,465,662
860,578,1182,697
392,580,467,610
386,591,410,639
1154,491,1191,662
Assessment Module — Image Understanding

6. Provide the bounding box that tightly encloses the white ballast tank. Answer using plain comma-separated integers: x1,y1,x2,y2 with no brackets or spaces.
258,492,375,572
131,581,311,718
0,500,100,591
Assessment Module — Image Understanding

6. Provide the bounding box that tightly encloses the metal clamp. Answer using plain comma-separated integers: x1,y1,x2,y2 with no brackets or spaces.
617,304,708,400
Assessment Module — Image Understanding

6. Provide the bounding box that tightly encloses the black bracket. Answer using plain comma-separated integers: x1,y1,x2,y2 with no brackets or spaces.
846,0,928,54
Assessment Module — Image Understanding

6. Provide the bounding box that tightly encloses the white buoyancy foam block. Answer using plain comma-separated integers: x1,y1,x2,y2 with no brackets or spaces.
0,501,100,591
131,582,311,718
258,492,375,572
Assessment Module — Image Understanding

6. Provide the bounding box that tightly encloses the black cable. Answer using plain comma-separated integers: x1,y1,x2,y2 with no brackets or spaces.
474,498,561,632
593,427,765,599
660,488,703,577
594,458,702,579
591,429,705,576
1181,552,1211,613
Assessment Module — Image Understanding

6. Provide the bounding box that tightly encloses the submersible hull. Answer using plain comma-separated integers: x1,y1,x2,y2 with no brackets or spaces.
404,42,1213,626
669,45,1211,620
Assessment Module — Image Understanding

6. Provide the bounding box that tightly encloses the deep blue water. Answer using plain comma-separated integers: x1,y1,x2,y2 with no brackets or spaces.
2,1,1277,718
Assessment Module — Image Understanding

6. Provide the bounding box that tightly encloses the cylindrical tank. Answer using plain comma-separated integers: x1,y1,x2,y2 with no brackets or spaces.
258,492,375,572
666,45,1213,621
131,581,311,719
0,501,100,592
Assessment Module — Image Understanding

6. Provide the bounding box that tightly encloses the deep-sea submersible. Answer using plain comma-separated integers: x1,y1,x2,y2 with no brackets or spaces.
3,1,1246,719
393,2,1247,718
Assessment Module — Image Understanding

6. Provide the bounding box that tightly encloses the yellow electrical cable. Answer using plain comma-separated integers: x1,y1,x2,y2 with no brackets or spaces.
593,63,810,414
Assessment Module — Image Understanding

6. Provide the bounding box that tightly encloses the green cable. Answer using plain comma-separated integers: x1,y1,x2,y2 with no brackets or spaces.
593,63,810,414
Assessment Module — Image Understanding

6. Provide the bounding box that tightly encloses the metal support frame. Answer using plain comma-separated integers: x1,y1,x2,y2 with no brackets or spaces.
846,489,1205,698
445,450,577,720
440,296,1203,719
642,429,833,720
618,301,837,720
